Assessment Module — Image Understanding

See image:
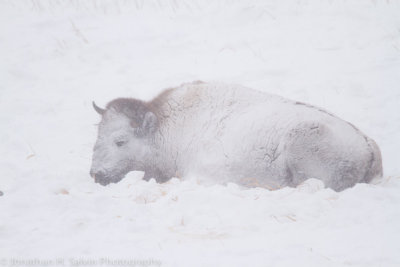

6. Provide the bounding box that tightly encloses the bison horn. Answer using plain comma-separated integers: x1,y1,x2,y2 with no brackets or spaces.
92,101,106,115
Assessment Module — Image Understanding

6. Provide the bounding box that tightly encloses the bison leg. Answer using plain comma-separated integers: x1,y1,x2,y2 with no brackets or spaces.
284,121,377,191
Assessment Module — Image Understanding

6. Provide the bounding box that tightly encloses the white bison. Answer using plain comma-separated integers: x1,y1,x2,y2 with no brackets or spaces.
90,81,382,191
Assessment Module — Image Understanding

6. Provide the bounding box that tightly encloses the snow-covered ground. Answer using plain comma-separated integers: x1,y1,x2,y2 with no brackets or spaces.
1,0,400,266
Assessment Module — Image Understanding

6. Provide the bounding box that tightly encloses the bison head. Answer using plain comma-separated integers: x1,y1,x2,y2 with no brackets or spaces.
90,99,158,185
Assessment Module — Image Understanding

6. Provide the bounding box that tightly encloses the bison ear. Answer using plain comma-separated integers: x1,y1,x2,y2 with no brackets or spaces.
141,112,158,135
92,101,105,115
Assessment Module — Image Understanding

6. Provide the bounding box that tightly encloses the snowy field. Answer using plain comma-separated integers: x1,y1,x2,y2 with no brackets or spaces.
1,0,400,266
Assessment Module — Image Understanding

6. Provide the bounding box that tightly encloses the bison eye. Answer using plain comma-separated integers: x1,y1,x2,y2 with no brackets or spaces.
115,140,126,147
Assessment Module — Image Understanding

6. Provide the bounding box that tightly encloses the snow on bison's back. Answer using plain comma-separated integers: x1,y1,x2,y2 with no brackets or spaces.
90,81,383,191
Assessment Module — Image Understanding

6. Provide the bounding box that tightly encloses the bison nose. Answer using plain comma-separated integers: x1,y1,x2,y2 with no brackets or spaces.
91,171,110,186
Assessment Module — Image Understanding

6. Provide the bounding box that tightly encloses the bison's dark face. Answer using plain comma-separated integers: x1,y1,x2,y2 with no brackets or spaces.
90,100,158,186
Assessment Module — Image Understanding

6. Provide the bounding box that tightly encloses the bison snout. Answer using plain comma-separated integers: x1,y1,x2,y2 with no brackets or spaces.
90,171,109,186
90,170,125,186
